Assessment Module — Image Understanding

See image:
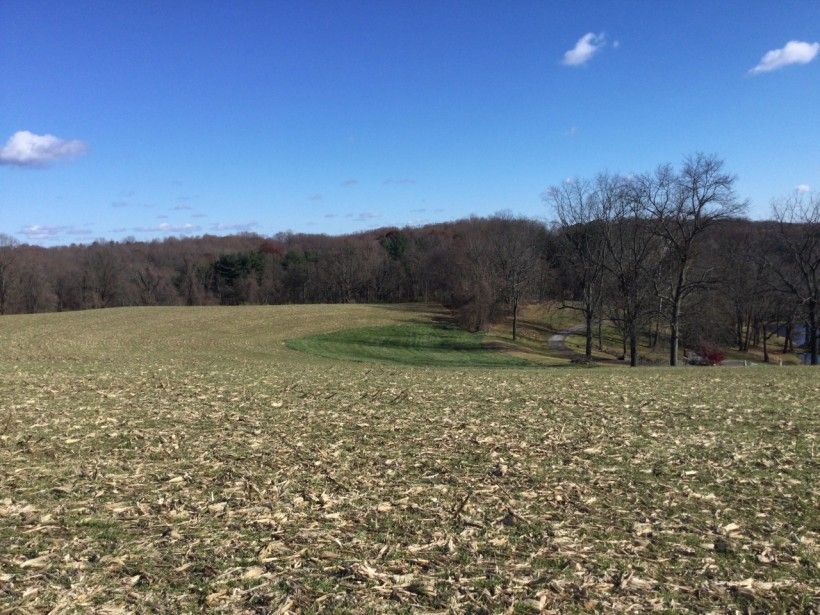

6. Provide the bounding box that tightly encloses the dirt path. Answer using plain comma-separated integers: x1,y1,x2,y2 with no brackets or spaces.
548,323,589,361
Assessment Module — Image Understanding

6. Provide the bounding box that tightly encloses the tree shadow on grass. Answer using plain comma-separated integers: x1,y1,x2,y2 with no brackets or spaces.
288,322,542,368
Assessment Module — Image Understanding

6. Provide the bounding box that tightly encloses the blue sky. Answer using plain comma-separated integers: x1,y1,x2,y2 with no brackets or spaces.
1,0,818,245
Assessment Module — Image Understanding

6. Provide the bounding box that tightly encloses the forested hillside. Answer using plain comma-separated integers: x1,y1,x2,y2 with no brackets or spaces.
1,156,817,365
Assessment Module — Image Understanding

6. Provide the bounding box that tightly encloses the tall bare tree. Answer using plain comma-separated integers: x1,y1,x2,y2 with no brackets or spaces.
599,174,662,367
766,191,819,365
489,215,540,340
642,154,746,365
545,179,606,360
0,234,18,315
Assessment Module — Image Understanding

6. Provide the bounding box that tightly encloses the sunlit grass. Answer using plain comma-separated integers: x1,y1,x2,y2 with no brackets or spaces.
288,323,540,367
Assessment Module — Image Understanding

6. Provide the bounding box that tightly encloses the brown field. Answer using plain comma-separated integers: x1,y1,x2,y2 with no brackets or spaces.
1,305,817,613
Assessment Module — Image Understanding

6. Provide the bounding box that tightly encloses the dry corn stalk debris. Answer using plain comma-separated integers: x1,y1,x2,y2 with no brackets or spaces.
0,305,818,612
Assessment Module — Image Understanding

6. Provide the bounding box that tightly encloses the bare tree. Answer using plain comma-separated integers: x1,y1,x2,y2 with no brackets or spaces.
766,191,819,365
545,179,606,359
490,216,539,341
84,244,122,307
0,234,18,315
177,256,204,306
599,174,662,367
640,154,746,365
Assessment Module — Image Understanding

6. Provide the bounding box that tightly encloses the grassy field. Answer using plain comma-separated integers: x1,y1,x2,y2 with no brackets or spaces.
0,305,817,613
561,318,803,366
287,323,539,368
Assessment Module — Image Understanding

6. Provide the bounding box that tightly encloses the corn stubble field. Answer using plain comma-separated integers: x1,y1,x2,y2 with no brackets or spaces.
0,305,817,613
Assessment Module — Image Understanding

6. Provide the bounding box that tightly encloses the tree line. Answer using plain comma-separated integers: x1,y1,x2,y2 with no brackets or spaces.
1,154,817,365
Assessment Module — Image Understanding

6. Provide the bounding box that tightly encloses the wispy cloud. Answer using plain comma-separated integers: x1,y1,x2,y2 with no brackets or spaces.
348,212,379,222
749,40,819,74
796,184,811,193
191,213,208,219
211,222,259,232
18,224,92,240
383,178,416,186
132,222,201,233
341,179,358,187
111,200,152,209
0,131,87,167
562,33,606,66
173,204,192,211
566,126,579,137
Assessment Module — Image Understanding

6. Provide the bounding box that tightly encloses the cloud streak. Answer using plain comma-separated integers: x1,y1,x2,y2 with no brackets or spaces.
132,222,201,233
0,131,87,167
348,212,379,222
211,222,259,232
18,224,92,240
562,33,606,66
749,40,819,74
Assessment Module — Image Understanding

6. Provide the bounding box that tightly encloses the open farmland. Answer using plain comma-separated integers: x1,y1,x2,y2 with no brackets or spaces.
0,305,817,613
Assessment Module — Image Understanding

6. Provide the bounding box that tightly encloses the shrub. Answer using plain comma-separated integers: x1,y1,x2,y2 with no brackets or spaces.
698,343,725,366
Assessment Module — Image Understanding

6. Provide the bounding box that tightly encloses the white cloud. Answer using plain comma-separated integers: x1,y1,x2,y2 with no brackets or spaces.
562,33,606,66
749,40,819,74
796,184,811,193
0,131,87,167
18,224,91,240
132,222,201,233
211,222,259,232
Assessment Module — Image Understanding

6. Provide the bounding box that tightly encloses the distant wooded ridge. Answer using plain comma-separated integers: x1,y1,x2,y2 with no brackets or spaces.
1,154,817,366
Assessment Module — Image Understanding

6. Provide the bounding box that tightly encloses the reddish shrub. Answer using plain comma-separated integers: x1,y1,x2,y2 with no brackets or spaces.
698,343,725,365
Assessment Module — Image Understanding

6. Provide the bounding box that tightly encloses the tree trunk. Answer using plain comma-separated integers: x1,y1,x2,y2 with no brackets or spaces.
597,317,603,351
629,324,638,367
783,322,792,354
736,310,744,350
669,295,681,367
743,313,752,351
512,298,518,341
584,311,592,360
809,299,818,366
762,325,769,363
